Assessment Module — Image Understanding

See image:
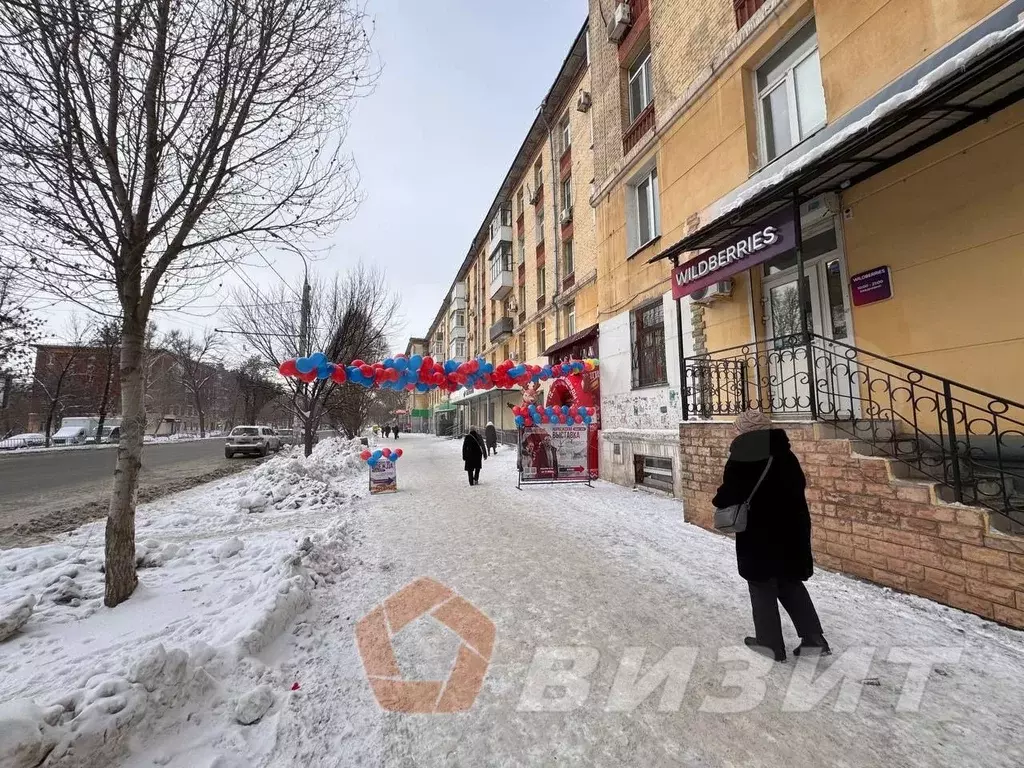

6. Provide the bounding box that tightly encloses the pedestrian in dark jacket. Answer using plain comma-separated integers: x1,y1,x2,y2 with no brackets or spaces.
393,424,400,439
463,429,486,486
484,422,497,456
712,409,829,662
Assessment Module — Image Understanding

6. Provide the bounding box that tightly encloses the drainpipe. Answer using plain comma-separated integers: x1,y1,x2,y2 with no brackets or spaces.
670,255,688,422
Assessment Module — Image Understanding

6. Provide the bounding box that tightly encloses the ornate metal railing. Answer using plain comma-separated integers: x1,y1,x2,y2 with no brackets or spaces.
684,333,1024,526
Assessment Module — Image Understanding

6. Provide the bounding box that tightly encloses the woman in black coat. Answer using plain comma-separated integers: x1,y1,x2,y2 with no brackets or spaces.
484,422,498,456
713,410,829,662
462,429,486,486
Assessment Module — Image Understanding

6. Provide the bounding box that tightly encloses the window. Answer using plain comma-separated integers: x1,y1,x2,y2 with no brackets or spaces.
561,176,573,214
536,205,545,244
518,284,526,315
559,112,571,154
563,238,574,276
536,319,546,353
627,166,660,252
454,339,466,359
500,205,512,226
536,265,546,298
635,455,674,493
517,236,526,265
756,19,826,163
516,187,524,217
566,302,577,336
534,158,543,190
451,310,465,329
631,301,667,388
628,46,653,123
490,244,512,281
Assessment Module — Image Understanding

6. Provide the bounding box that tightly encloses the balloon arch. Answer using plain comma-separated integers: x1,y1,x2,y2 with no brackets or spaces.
278,352,600,428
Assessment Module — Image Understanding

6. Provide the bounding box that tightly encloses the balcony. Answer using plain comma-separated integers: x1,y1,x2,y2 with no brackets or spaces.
448,323,466,341
489,209,513,256
489,266,513,300
489,317,514,344
623,102,655,155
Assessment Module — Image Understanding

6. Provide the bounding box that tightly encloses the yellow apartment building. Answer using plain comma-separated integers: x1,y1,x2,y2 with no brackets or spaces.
588,0,1024,625
403,337,430,432
415,22,600,440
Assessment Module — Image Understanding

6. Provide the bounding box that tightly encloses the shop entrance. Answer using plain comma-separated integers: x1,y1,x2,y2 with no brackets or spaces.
761,210,856,416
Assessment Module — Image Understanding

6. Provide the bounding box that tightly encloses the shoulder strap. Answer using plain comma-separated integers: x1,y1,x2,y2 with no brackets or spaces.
745,456,774,505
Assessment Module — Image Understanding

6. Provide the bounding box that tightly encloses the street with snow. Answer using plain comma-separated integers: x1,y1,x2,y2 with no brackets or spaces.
2,434,1023,768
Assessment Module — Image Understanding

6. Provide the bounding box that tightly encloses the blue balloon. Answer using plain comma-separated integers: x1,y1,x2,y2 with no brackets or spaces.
444,359,458,374
545,406,555,416
543,365,553,377
384,358,394,368
316,362,332,380
295,357,315,374
309,352,326,367
394,357,408,372
409,355,423,371
515,416,525,427
583,415,593,424
561,405,570,414
372,450,382,459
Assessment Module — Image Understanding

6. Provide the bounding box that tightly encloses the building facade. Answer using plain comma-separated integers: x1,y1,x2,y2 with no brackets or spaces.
584,0,1024,626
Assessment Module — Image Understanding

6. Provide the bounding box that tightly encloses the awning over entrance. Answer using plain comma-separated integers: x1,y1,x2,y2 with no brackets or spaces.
651,8,1024,261
542,323,599,358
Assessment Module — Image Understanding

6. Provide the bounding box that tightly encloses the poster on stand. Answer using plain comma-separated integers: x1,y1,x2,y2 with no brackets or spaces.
369,459,397,494
519,424,590,484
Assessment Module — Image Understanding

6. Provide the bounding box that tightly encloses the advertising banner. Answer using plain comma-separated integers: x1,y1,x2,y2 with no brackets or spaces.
519,424,590,483
369,459,397,494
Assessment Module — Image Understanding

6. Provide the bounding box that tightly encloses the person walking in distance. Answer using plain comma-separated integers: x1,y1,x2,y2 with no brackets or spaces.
713,409,830,662
463,429,486,486
393,423,401,440
484,421,497,456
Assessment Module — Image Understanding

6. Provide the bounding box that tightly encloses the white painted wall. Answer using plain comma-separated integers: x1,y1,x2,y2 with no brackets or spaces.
598,291,694,495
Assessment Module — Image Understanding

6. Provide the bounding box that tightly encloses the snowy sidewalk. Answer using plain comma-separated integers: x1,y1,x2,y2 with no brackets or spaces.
2,434,1024,767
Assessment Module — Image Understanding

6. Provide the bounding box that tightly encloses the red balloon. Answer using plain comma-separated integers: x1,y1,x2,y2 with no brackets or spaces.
360,364,373,378
422,356,434,369
559,414,567,424
394,448,403,458
360,450,371,461
382,448,392,458
330,366,347,384
352,359,365,368
298,370,317,383
523,417,533,427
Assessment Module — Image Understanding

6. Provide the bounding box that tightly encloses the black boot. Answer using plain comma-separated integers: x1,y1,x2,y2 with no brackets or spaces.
793,636,832,657
744,636,786,663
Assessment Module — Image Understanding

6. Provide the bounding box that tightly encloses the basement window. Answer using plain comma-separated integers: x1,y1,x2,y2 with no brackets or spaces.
634,454,674,492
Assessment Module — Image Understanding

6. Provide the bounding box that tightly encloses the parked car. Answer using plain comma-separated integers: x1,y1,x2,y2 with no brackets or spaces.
94,425,121,443
0,433,46,450
52,425,88,445
224,426,282,459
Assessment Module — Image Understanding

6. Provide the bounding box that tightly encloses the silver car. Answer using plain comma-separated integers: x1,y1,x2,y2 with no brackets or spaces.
225,426,282,458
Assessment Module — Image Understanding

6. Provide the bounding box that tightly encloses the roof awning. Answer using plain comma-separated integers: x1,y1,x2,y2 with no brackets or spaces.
543,323,599,358
652,10,1024,261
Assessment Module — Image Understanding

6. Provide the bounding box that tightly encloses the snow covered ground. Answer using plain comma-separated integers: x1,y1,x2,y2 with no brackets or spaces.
2,434,1023,767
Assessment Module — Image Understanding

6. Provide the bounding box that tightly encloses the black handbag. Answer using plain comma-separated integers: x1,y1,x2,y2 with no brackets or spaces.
713,457,773,534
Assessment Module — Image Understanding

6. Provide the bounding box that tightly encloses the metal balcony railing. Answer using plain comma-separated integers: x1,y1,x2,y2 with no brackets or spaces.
684,333,1024,527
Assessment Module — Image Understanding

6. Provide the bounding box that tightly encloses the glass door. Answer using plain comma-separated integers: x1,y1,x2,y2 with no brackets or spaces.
765,270,822,412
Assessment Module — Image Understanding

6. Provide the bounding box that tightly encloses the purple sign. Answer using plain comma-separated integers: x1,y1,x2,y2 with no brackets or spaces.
672,210,796,300
850,266,893,306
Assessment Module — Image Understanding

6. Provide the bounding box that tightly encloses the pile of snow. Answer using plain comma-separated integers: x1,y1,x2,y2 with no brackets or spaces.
0,437,366,768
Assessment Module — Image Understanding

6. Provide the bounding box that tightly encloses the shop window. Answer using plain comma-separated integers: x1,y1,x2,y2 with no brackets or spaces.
756,19,826,164
630,301,666,388
634,454,674,493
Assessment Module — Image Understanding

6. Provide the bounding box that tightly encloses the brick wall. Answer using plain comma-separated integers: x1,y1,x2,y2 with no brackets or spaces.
679,421,1024,629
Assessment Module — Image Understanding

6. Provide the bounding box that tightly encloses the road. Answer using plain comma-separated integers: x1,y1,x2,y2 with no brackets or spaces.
0,439,257,546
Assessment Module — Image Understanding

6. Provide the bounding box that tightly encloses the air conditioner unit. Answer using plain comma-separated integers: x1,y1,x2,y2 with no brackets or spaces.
560,206,573,225
607,2,632,43
576,90,592,113
690,279,733,305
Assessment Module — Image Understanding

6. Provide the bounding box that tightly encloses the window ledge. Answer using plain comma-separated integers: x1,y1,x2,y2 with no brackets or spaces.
627,235,661,261
630,381,670,392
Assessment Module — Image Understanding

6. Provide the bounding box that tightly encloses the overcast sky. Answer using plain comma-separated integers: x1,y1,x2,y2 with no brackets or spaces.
43,1,587,357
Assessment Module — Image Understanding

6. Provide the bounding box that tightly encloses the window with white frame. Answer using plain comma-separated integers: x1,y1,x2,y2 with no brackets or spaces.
756,18,826,164
563,238,574,276
517,236,526,265
628,46,653,123
559,112,571,154
534,158,543,190
536,318,546,352
536,205,544,244
561,176,573,214
566,301,576,336
627,165,660,253
536,265,546,298
454,339,466,359
450,310,465,330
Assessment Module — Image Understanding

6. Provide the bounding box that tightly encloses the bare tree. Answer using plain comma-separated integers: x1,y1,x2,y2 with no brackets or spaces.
235,355,281,425
34,315,92,446
226,264,399,455
0,0,373,604
164,329,220,437
0,263,42,377
89,319,120,442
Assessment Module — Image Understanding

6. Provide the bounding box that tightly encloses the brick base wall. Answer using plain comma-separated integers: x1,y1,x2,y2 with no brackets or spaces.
679,422,1024,629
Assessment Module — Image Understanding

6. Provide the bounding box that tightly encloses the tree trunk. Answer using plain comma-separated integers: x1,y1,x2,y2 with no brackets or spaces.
303,415,314,457
95,355,114,444
44,404,55,447
105,316,145,607
197,401,206,438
